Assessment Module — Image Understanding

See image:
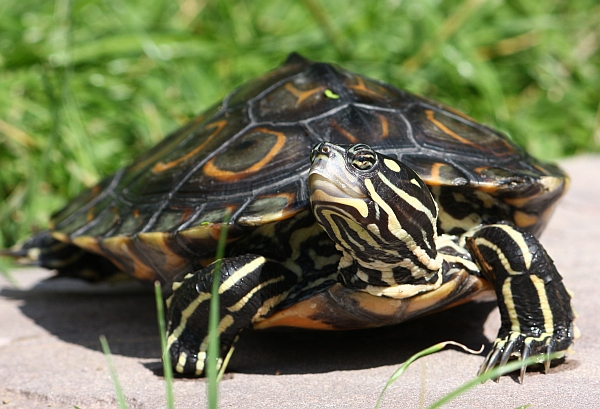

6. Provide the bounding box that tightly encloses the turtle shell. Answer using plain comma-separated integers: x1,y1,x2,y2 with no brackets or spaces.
49,53,567,283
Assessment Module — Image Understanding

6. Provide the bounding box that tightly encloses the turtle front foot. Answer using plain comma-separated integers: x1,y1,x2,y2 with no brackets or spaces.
465,224,576,383
165,254,296,376
478,330,568,383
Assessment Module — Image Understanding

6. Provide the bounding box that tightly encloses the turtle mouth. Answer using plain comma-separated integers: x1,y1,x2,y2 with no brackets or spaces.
309,158,367,201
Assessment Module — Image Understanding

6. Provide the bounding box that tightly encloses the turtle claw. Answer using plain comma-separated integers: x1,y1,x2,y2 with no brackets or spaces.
479,331,560,383
518,343,530,384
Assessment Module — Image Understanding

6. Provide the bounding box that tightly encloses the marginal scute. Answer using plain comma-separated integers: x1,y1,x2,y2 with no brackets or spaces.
135,232,189,281
513,211,540,229
237,193,298,226
100,236,157,281
71,236,102,254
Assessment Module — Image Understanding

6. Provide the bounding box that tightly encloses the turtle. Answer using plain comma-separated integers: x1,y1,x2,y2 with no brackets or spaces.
5,53,575,381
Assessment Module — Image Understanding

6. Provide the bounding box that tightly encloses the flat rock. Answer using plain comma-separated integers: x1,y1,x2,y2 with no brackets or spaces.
1,156,599,409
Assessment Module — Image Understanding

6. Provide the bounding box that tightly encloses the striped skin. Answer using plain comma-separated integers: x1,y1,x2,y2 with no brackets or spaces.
165,254,298,376
466,224,575,381
307,143,575,381
163,142,574,379
309,143,444,298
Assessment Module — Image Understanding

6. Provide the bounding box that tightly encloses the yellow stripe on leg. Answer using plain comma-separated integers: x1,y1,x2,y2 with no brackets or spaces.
502,277,521,333
218,257,266,293
530,275,555,336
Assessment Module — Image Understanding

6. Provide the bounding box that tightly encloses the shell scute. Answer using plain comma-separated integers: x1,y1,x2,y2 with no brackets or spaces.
342,74,400,105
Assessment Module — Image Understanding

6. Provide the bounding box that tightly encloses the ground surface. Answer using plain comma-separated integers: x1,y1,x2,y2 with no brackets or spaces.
1,156,599,409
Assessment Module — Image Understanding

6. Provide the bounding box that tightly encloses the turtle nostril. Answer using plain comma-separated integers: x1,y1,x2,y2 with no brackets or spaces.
311,143,332,163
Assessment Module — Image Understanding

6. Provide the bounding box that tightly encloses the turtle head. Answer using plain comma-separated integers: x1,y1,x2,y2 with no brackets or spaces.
309,142,442,295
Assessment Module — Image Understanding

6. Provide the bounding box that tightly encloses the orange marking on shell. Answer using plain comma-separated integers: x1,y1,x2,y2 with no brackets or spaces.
202,128,286,182
180,208,194,224
348,76,385,99
136,232,189,280
440,104,478,123
433,274,495,312
208,210,236,242
425,110,477,147
376,113,389,139
102,236,157,281
86,209,95,222
427,162,445,186
71,236,102,254
283,82,326,105
404,270,494,316
51,231,71,244
500,138,516,154
152,120,227,173
330,120,358,143
129,114,207,173
533,164,547,174
504,196,534,207
253,298,336,330
513,211,539,228
133,209,140,218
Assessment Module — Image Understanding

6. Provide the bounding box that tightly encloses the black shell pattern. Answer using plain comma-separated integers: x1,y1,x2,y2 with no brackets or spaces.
49,53,567,282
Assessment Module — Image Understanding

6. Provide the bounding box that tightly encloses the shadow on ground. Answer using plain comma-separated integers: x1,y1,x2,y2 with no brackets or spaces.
1,281,497,377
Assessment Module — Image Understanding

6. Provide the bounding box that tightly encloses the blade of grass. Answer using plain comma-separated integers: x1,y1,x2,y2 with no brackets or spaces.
426,352,562,409
217,342,236,383
300,0,348,57
375,341,483,409
0,258,18,288
99,335,129,409
206,211,231,409
402,0,487,72
375,342,561,409
154,281,174,409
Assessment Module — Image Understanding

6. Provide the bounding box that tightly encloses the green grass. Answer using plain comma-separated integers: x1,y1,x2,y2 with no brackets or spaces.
99,335,129,409
206,212,230,409
154,281,175,409
1,0,599,248
375,342,561,409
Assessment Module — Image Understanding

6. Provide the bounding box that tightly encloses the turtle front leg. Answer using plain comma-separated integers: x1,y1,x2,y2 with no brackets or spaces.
465,223,576,382
165,254,297,376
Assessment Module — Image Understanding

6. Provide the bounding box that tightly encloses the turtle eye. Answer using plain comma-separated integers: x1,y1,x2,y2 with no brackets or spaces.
349,145,377,171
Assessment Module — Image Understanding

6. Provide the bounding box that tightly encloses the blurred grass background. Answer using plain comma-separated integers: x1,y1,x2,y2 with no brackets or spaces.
1,0,599,251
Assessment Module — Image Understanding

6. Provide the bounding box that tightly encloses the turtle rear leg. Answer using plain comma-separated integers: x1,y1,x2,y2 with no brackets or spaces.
166,254,297,376
465,224,576,382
